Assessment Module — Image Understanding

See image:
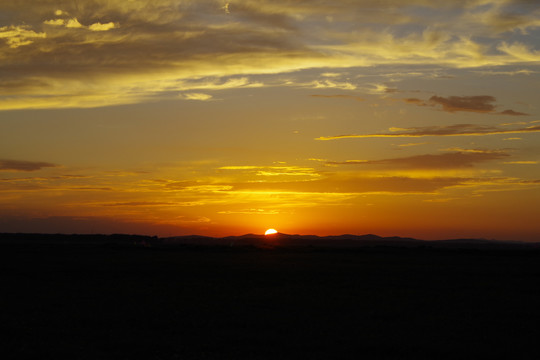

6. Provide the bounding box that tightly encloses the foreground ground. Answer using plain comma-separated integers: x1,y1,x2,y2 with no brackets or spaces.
2,242,540,359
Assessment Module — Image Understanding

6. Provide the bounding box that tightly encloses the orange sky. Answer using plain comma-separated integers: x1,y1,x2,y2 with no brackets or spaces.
1,0,540,240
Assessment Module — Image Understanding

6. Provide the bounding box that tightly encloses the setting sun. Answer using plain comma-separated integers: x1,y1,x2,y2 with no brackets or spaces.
265,229,278,235
0,1,539,242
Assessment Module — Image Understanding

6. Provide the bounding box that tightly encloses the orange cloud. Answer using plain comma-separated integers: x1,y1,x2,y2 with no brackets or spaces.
326,151,509,169
230,175,469,194
310,94,364,101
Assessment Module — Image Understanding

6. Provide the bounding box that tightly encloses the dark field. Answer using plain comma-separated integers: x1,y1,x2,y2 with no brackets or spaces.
2,241,540,359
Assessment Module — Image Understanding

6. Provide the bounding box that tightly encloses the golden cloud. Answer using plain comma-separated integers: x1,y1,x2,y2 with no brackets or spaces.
0,0,539,109
179,93,213,101
0,25,46,48
317,124,540,140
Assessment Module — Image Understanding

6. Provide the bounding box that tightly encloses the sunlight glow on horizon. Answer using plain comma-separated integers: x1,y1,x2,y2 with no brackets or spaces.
0,1,539,241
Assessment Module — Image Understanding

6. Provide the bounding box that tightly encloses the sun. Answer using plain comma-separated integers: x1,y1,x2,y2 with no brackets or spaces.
264,228,278,235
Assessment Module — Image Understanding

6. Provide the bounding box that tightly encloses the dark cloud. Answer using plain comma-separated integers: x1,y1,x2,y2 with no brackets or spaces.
0,159,58,172
402,95,529,116
403,98,426,105
429,95,496,113
317,124,540,140
500,109,529,116
326,151,509,169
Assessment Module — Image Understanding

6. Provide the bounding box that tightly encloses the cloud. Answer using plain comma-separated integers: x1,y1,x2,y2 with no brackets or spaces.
403,98,426,105
88,22,117,31
0,159,58,172
429,95,497,113
0,25,46,48
43,19,65,26
230,175,470,194
219,165,319,177
103,201,176,207
403,95,529,115
503,161,538,164
44,17,117,31
397,142,428,147
65,18,83,28
310,80,356,90
325,151,509,169
218,208,280,215
310,94,364,101
179,93,213,101
316,124,540,140
463,2,540,34
500,109,529,116
498,42,540,61
473,69,537,76
1,0,540,109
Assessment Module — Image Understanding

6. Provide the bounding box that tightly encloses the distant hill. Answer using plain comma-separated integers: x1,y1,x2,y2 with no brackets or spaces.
160,233,538,250
1,232,538,250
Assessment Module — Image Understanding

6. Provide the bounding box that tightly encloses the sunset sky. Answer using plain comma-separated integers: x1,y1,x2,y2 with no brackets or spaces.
1,0,540,240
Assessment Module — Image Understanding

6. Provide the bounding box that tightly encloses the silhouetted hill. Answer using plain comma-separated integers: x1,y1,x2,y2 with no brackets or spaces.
1,232,538,250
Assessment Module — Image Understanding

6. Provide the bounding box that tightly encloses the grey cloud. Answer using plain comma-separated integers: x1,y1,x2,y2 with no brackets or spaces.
0,159,58,172
402,95,530,116
429,95,497,113
500,109,529,116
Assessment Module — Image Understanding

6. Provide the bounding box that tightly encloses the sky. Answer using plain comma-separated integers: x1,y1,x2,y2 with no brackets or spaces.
1,0,540,240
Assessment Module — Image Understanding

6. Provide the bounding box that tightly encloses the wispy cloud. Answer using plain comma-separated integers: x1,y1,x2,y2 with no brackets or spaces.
317,124,540,140
218,165,319,177
0,25,46,48
325,151,509,169
503,161,539,164
218,209,280,215
103,201,177,207
179,93,213,101
310,94,364,101
397,142,428,147
230,175,471,195
309,80,356,90
1,0,539,109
